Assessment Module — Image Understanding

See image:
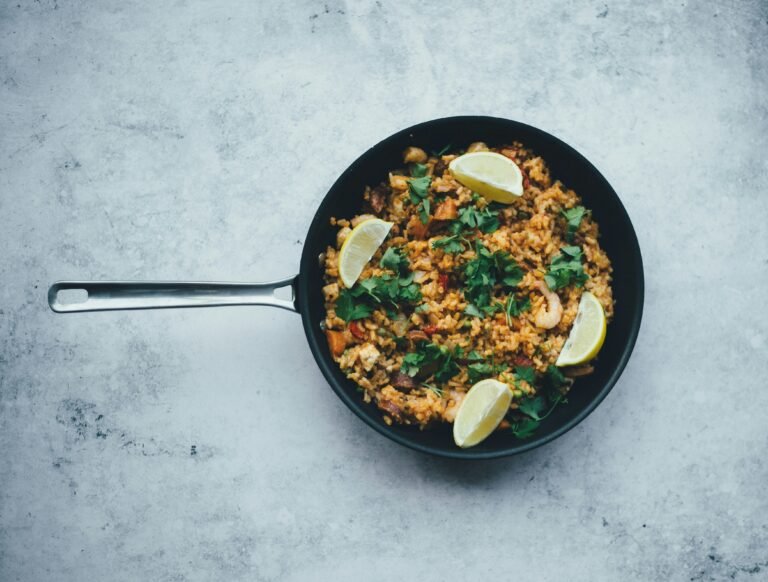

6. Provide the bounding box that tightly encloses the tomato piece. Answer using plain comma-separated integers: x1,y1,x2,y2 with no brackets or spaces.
349,321,366,340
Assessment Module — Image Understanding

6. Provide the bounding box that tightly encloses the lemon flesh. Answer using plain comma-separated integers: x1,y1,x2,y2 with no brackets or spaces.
338,218,393,288
453,379,512,448
448,151,524,204
555,291,607,367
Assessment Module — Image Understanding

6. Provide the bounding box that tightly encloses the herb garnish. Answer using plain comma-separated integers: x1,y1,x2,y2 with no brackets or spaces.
407,175,432,224
432,144,452,156
431,235,465,254
507,365,569,439
411,163,428,178
335,291,374,322
380,246,410,275
504,294,532,326
467,351,508,384
462,242,524,317
561,206,587,242
431,204,501,254
401,341,462,383
335,253,422,323
421,382,444,397
456,205,500,234
544,245,588,290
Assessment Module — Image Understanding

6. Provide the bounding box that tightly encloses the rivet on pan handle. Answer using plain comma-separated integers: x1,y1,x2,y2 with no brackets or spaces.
47,277,300,313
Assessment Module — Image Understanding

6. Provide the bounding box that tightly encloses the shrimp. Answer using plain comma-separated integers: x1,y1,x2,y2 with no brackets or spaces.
534,280,563,329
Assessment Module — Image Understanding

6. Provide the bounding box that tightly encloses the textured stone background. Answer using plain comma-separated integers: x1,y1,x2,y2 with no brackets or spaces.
1,1,767,580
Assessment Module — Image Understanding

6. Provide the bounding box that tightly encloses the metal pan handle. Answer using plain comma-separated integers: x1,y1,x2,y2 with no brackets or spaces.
48,276,299,313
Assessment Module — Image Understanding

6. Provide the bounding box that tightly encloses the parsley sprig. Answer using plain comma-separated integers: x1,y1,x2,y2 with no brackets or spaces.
544,245,588,291
561,206,587,242
508,365,569,439
466,350,509,384
335,247,421,322
431,204,501,254
410,163,428,178
407,176,432,224
401,341,462,383
462,242,524,317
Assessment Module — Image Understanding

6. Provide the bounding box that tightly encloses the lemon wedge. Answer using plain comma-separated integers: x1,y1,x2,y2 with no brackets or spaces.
453,379,512,448
448,151,524,203
338,218,393,288
555,291,607,367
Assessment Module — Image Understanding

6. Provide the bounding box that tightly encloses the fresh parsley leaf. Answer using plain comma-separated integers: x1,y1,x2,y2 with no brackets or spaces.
408,176,430,203
518,396,547,420
467,360,508,384
401,341,461,383
411,163,428,178
335,289,374,322
544,245,589,290
414,303,430,313
561,206,587,242
504,294,531,326
419,198,430,224
466,350,485,362
467,362,494,384
407,175,432,224
514,365,536,385
338,273,422,321
495,252,524,287
463,304,484,318
380,247,410,275
431,235,466,254
457,205,500,234
543,364,568,393
509,417,540,439
462,242,525,315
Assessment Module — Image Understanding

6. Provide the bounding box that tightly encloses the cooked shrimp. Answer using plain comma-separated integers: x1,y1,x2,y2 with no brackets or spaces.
534,280,563,329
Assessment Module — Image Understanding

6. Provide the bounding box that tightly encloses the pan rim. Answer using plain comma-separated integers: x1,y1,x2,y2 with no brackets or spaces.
298,115,644,460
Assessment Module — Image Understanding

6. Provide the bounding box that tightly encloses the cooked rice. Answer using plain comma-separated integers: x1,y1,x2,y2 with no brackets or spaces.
322,143,614,428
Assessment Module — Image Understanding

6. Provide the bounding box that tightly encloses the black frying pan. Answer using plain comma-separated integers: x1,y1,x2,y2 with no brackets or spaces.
49,116,644,459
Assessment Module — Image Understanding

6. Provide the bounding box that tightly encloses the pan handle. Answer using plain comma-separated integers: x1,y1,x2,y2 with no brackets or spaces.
48,276,300,313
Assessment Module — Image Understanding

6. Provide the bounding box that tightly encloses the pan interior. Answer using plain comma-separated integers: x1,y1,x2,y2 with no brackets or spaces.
298,116,643,459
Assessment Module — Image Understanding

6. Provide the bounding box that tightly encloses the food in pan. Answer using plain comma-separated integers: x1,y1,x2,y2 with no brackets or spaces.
322,142,613,446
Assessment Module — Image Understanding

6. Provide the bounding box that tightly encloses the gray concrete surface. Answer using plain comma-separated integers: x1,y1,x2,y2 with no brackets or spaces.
1,1,767,580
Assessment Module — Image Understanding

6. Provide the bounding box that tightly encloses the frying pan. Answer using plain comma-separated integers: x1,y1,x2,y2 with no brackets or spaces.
48,116,644,459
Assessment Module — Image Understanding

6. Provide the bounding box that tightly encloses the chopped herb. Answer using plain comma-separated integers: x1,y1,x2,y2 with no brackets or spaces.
467,360,508,384
414,303,430,313
401,341,461,383
432,144,451,156
407,175,432,224
422,382,443,397
544,245,589,290
431,235,466,254
561,206,587,242
335,289,374,322
411,163,428,178
514,365,536,386
505,293,531,326
380,246,410,275
463,304,484,318
508,417,540,439
543,364,569,394
462,242,525,317
335,272,422,322
457,205,500,234
505,365,568,439
466,350,485,362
